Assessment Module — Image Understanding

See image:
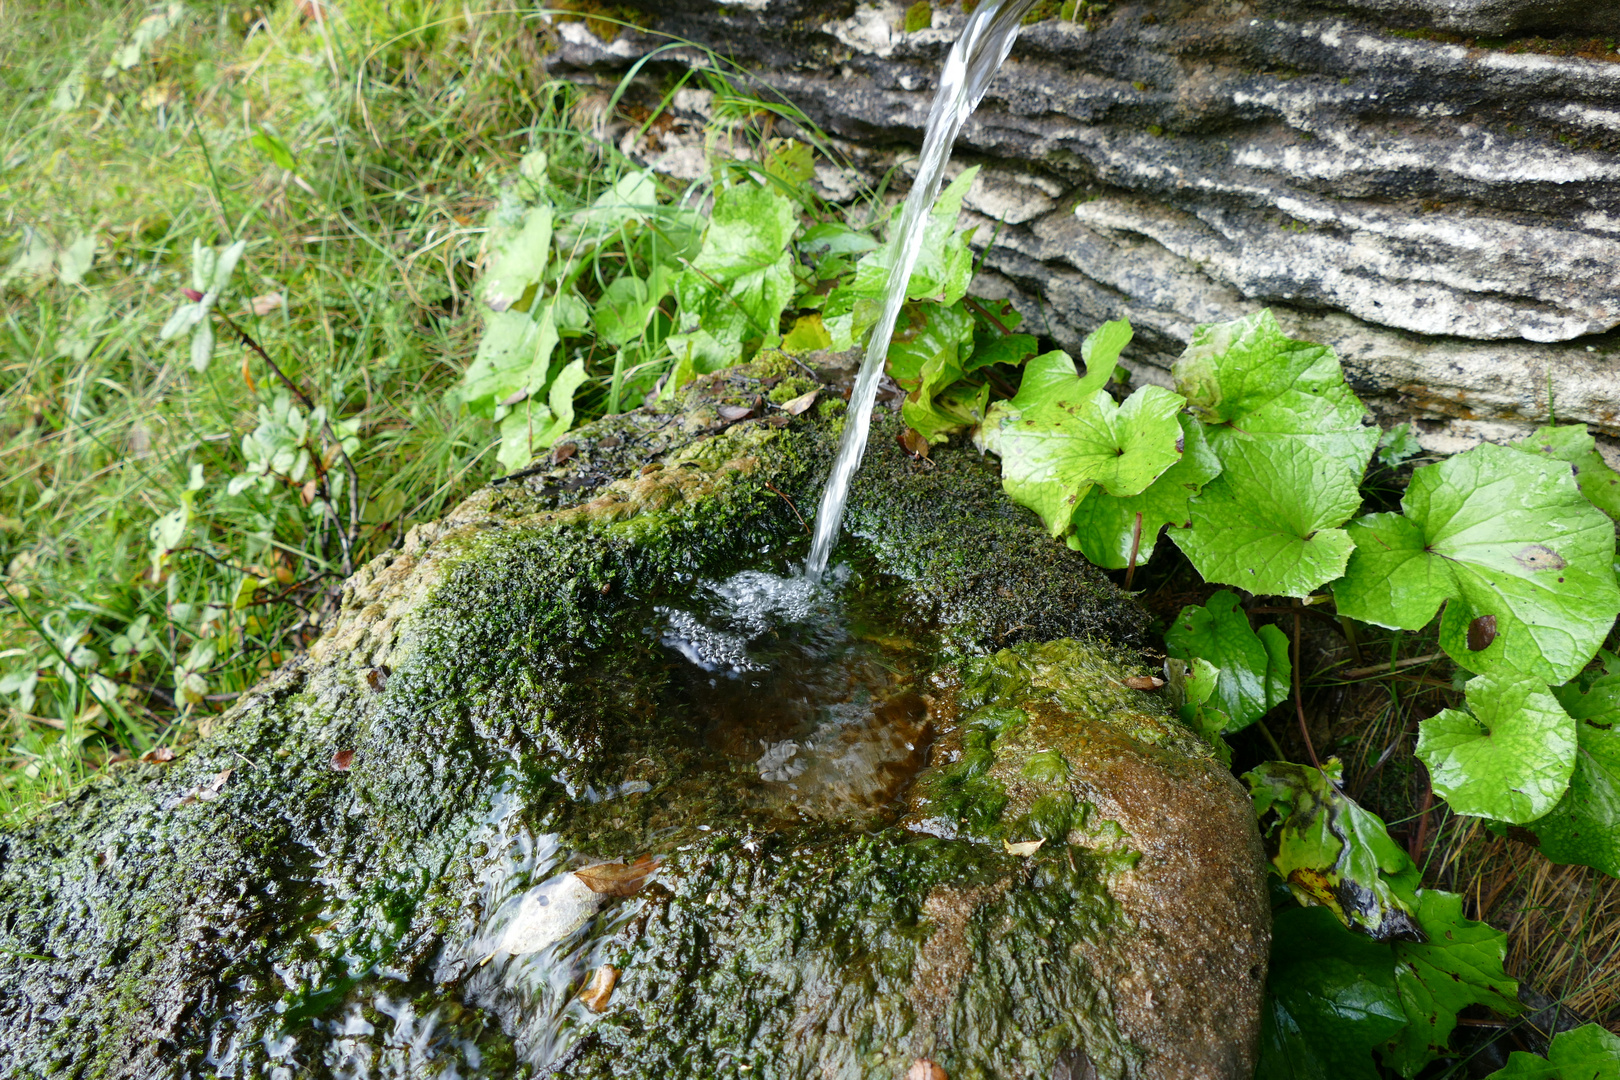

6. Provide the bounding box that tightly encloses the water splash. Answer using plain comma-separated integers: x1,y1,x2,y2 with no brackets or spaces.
804,0,1038,579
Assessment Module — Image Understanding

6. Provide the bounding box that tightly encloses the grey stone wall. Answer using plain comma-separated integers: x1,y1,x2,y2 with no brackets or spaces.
550,0,1620,454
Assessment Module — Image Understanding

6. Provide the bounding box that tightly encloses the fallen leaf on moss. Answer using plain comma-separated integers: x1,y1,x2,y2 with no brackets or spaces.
579,965,618,1013
779,389,819,416
139,746,176,764
574,853,660,896
1003,838,1045,857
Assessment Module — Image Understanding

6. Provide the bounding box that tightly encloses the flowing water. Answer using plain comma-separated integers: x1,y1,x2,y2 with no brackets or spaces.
253,9,1042,1073
804,0,1038,579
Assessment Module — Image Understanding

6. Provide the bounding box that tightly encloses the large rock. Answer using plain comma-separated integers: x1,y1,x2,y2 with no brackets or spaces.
0,362,1268,1078
548,0,1620,453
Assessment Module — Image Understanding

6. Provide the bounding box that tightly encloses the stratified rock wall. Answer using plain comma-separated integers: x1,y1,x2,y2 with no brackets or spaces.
549,0,1620,452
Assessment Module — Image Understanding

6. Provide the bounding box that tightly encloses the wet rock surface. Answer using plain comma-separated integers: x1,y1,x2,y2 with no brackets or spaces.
551,0,1620,451
0,363,1267,1078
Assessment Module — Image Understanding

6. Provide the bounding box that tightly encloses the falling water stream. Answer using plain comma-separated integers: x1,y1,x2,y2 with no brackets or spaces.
804,0,1039,579
263,8,1045,1073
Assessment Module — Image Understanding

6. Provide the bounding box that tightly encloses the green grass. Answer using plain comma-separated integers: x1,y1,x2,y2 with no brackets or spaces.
0,0,646,819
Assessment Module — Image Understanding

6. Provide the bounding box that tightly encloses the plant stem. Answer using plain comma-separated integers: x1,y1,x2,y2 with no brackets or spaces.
1293,607,1322,771
1124,511,1142,590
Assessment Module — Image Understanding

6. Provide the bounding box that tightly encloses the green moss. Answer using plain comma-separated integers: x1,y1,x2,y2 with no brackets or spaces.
0,361,1165,1077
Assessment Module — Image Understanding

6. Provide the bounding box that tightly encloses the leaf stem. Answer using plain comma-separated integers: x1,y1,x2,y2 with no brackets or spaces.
1124,511,1143,591
1293,607,1322,772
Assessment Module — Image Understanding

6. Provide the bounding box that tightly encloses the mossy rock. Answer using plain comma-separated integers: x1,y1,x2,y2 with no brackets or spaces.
0,362,1267,1078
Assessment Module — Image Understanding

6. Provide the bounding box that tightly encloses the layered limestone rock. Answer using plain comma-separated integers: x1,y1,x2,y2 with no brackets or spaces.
0,363,1269,1079
548,0,1620,453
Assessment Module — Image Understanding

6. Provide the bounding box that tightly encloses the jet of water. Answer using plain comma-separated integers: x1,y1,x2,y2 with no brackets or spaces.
804,0,1038,579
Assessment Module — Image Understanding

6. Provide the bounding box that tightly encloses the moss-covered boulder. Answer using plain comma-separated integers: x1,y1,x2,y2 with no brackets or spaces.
0,362,1268,1079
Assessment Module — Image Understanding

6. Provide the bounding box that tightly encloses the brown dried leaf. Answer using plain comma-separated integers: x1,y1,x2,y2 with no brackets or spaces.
779,389,819,416
331,749,354,771
908,1058,948,1080
579,964,618,1013
573,853,660,897
897,428,931,460
718,404,756,423
1123,675,1165,690
1468,614,1497,652
189,768,233,804
140,746,176,764
552,442,578,464
248,292,285,316
1002,838,1046,857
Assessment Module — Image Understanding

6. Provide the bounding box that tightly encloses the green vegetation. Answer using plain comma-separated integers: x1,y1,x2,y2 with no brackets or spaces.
4,0,1618,1075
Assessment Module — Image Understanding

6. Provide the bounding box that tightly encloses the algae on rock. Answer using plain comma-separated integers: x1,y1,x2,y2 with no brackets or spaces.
0,362,1267,1079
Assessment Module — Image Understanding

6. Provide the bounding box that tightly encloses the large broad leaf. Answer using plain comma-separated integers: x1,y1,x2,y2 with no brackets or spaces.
1384,890,1521,1077
1166,655,1227,745
887,300,974,386
674,181,798,350
823,168,980,349
1416,668,1577,824
887,301,982,443
1168,310,1377,597
1069,414,1222,568
1529,668,1620,876
1484,1024,1620,1079
1257,905,1407,1080
1334,442,1619,684
495,357,586,472
1248,760,1422,940
1172,437,1361,597
1165,590,1291,732
1512,423,1620,522
459,305,560,419
979,351,1185,536
482,203,553,313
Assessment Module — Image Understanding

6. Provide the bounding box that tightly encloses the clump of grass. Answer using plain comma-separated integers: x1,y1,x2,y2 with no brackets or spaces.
0,0,624,819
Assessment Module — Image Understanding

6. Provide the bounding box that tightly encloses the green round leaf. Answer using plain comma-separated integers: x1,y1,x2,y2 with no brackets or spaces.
1336,442,1619,684
1484,1024,1620,1079
1170,437,1360,597
1069,413,1221,569
1166,590,1290,732
1512,423,1620,522
1257,905,1407,1080
1384,889,1521,1076
1167,311,1375,597
1531,671,1620,877
980,353,1185,536
1416,669,1576,824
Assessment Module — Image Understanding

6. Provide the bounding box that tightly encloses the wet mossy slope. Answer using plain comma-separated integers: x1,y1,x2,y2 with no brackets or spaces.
0,362,1263,1079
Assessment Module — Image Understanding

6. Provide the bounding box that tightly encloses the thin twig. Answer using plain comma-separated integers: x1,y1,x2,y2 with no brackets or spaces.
212,309,362,576
1410,770,1435,867
962,296,1011,335
1335,653,1444,680
1293,607,1321,771
214,307,312,410
764,482,808,534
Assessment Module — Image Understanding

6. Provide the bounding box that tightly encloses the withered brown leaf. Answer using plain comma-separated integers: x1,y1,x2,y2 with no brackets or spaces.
573,853,660,897
579,965,618,1013
779,389,820,416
